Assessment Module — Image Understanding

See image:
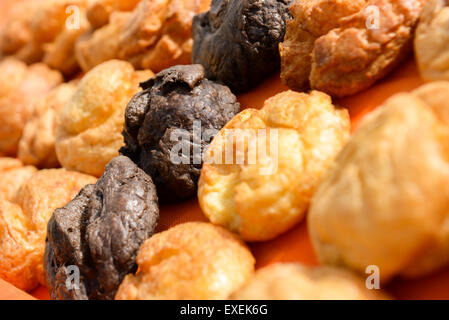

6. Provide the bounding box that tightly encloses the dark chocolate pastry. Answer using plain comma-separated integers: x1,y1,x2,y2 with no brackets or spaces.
120,64,240,202
44,156,159,300
191,0,292,93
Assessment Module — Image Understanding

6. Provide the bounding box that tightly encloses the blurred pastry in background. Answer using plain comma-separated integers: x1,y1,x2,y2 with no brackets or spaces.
0,0,42,63
309,81,449,282
86,0,141,29
0,0,90,75
55,60,153,177
230,263,389,300
0,158,37,201
198,90,350,241
0,0,17,37
77,0,211,73
115,222,255,300
280,0,426,97
75,11,131,72
38,0,91,76
18,82,78,169
0,168,96,292
0,58,63,157
415,0,449,82
118,0,211,73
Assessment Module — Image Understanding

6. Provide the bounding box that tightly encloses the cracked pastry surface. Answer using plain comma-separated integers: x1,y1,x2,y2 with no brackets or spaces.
192,0,292,93
309,81,449,282
230,263,389,300
280,0,426,97
0,58,63,157
55,60,153,177
121,64,240,202
0,169,96,292
115,222,255,300
18,82,78,169
45,156,159,300
415,0,449,81
198,90,350,241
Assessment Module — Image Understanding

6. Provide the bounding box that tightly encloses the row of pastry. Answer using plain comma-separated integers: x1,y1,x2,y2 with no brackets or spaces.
0,0,449,300
2,0,446,95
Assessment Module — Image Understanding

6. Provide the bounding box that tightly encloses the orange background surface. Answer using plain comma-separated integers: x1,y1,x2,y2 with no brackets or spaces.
2,57,449,300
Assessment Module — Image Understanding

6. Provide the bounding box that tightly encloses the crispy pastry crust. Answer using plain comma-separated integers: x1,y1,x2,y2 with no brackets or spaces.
280,0,426,97
55,60,153,177
115,222,255,300
198,90,350,241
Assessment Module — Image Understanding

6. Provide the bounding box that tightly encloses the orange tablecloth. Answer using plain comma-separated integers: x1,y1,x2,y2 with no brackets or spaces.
3,57,449,300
